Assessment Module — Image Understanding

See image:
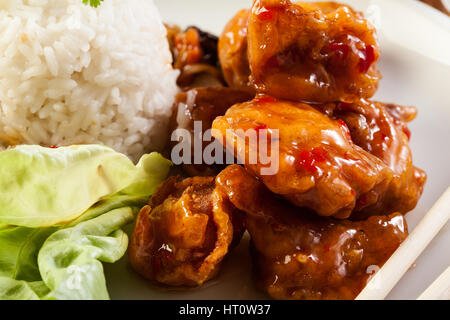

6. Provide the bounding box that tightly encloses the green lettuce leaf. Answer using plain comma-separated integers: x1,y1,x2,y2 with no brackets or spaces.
0,145,141,227
119,152,173,197
0,208,133,300
0,226,58,281
68,152,172,226
38,207,134,300
0,278,49,300
0,147,172,300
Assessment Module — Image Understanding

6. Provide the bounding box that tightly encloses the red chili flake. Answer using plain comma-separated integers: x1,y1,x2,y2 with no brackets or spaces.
257,7,275,20
323,244,330,252
337,119,352,142
298,151,316,173
358,45,376,73
255,124,269,133
403,126,411,140
323,42,349,60
393,118,412,140
49,145,58,149
381,133,388,141
254,95,278,104
311,147,328,162
343,152,360,164
255,2,287,21
296,147,328,173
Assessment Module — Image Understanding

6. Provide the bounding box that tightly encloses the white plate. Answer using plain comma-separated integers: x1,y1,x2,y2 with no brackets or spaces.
105,0,450,300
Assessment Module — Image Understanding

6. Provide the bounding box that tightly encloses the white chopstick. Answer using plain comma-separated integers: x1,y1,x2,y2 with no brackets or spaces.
417,266,450,300
356,187,450,300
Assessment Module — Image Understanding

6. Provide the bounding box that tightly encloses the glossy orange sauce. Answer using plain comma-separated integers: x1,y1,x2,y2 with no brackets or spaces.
216,165,408,300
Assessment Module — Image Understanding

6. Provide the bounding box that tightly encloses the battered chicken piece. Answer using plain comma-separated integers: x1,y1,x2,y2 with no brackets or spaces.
216,165,408,300
129,176,245,287
218,9,254,93
170,87,253,176
212,97,393,219
247,0,381,102
384,103,418,124
334,100,426,218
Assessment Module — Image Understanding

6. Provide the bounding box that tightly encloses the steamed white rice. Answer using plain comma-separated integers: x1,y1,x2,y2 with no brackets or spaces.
0,0,179,160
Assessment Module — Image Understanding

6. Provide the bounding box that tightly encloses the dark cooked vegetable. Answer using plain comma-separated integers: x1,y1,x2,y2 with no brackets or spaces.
186,26,220,67
166,25,225,88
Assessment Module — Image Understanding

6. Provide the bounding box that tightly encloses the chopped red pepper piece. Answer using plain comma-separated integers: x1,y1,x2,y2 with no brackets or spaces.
257,7,275,20
323,42,350,60
254,95,278,104
255,124,269,132
359,45,376,73
403,126,411,140
337,119,353,142
297,147,328,173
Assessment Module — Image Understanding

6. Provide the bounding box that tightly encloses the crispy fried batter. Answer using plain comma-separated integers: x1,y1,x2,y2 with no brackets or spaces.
129,176,245,286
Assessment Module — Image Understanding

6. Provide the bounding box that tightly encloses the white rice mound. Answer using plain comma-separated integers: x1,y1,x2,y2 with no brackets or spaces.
0,0,179,161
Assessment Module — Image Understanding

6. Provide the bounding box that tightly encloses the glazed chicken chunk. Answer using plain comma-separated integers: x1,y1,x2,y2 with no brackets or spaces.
212,96,393,219
218,9,254,92
129,176,245,287
247,0,381,102
333,100,426,218
216,165,408,300
170,87,253,176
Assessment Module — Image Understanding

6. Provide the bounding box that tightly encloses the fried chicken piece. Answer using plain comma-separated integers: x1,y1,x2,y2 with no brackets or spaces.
170,87,253,176
129,176,245,287
218,9,254,93
383,102,418,124
212,97,393,219
247,0,381,102
216,165,408,300
334,100,426,218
